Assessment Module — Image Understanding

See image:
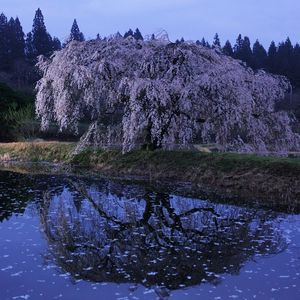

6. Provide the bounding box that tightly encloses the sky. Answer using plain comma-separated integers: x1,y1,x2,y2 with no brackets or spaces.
1,0,299,47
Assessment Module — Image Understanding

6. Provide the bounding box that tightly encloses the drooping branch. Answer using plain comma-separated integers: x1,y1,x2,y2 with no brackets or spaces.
36,37,300,153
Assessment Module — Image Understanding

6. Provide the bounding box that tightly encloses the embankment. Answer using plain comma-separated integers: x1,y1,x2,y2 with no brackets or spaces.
0,141,299,212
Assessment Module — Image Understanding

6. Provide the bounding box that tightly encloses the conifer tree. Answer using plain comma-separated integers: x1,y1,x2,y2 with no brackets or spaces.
133,28,143,40
68,19,84,42
234,34,243,57
223,40,233,56
52,37,61,51
31,8,53,57
25,32,35,61
7,17,25,63
241,36,253,65
252,40,267,69
292,43,300,87
276,37,294,78
0,13,9,69
124,29,134,39
200,37,210,48
213,33,221,47
234,35,252,65
267,41,277,73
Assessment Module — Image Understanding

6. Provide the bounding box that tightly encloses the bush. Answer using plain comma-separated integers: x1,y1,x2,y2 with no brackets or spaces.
0,82,35,141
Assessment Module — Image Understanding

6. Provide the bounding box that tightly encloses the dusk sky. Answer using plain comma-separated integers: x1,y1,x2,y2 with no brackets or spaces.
1,0,299,47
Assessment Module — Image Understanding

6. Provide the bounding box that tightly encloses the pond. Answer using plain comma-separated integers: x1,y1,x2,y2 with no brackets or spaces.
0,169,299,300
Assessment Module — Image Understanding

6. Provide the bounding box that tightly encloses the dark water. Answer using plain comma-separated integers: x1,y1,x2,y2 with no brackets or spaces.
0,170,299,300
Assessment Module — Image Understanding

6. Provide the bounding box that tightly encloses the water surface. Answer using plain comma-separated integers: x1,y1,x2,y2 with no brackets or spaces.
0,170,299,299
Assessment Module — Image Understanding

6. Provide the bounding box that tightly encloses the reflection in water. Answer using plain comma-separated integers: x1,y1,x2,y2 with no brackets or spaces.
39,179,287,298
0,171,36,222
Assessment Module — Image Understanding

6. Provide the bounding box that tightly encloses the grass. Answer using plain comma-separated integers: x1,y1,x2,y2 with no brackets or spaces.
0,141,300,176
69,148,300,176
0,141,75,162
1,141,299,175
0,142,299,211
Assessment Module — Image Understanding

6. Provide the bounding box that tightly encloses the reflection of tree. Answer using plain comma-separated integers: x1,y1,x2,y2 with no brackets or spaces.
39,179,287,296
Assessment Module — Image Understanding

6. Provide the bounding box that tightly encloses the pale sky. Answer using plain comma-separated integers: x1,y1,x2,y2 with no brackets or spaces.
1,0,299,47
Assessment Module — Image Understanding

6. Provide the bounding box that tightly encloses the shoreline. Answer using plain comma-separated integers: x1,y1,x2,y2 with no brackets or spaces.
0,141,300,213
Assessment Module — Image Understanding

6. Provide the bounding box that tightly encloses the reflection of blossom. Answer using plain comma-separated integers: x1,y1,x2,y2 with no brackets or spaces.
40,179,287,296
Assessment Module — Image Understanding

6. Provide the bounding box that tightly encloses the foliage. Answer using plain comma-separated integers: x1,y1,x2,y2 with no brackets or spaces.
30,8,54,57
0,141,75,162
213,33,220,48
124,28,143,40
252,40,267,69
0,82,35,140
222,40,233,56
66,19,85,44
220,33,300,87
36,37,300,153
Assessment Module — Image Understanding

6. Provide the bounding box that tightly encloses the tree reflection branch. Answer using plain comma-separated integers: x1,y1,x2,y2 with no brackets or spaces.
39,178,287,298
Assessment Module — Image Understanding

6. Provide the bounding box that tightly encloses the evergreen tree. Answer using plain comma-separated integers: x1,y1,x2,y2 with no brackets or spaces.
276,37,294,78
252,39,267,69
223,40,233,56
13,18,25,58
180,37,185,43
133,28,143,40
25,32,35,61
0,13,9,69
68,19,84,42
292,43,300,87
233,34,243,56
195,40,201,46
124,29,134,38
200,37,210,48
96,33,101,40
213,33,221,47
115,32,123,39
31,8,53,57
234,35,252,65
52,37,61,51
241,36,253,65
7,17,25,63
200,37,206,46
267,41,277,73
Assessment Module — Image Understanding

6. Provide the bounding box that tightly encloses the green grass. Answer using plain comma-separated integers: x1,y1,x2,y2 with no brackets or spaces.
69,148,300,176
1,142,299,176
0,142,75,162
0,142,299,211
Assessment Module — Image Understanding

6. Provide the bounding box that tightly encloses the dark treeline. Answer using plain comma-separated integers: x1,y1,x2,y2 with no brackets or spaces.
1,7,300,89
0,8,147,89
194,33,300,88
0,8,87,89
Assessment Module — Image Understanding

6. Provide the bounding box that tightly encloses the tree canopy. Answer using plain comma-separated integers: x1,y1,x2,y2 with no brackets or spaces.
36,38,300,153
67,19,85,43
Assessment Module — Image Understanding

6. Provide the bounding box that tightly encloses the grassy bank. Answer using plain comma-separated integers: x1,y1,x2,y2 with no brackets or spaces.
0,142,75,162
0,141,299,211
